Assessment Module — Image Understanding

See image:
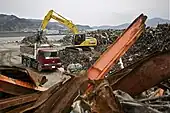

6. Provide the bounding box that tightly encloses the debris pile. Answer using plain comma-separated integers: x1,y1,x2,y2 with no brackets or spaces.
58,24,170,74
122,23,170,67
87,29,122,45
57,30,122,70
21,32,49,45
58,50,99,71
0,66,47,98
2,13,170,112
57,30,122,46
57,35,73,45
114,90,170,113
1,50,170,113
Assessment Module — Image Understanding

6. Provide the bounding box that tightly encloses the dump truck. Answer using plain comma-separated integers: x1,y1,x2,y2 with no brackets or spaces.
20,43,62,72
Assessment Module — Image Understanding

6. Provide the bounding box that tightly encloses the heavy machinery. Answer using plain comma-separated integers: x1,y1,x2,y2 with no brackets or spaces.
1,14,150,112
20,43,62,72
3,14,170,113
25,13,148,113
39,10,97,50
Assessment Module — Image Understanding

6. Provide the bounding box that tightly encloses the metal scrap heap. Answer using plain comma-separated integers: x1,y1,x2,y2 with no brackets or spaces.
1,50,170,113
21,32,49,45
122,23,170,66
58,23,170,74
1,14,170,113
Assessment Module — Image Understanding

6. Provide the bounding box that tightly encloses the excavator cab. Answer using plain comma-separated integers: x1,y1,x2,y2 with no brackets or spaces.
74,34,86,45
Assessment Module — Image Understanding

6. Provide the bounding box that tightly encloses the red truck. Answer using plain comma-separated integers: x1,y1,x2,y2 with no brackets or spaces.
20,43,62,72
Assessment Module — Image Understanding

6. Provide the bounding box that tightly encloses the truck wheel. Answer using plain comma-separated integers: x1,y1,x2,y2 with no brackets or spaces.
27,59,31,67
37,63,42,72
32,61,37,68
23,59,27,67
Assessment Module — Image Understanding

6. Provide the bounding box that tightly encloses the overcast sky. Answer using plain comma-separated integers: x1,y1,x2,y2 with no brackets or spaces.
0,0,169,26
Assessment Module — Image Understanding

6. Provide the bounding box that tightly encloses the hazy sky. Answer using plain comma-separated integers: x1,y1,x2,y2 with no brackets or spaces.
0,0,169,26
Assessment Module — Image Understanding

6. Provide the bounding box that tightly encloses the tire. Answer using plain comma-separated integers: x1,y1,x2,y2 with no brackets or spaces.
37,63,42,72
32,61,37,69
26,59,31,68
22,58,27,67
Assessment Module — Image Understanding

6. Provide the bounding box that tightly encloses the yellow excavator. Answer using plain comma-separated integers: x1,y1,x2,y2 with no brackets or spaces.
38,10,97,50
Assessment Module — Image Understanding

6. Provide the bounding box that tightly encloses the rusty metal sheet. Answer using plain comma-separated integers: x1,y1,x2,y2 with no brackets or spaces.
0,66,47,96
0,74,46,95
90,80,123,113
0,66,35,84
21,71,88,113
0,66,47,87
88,14,147,80
6,102,34,113
0,93,39,110
26,68,47,86
108,50,170,96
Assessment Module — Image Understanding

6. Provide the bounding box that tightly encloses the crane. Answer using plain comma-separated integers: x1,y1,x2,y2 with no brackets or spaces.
39,10,97,49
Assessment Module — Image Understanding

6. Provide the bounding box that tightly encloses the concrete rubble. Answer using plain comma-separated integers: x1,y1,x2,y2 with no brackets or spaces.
2,50,170,113
58,24,170,74
21,32,49,45
1,22,170,112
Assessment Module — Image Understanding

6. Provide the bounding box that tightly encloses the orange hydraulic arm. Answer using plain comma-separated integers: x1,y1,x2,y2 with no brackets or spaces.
87,14,147,80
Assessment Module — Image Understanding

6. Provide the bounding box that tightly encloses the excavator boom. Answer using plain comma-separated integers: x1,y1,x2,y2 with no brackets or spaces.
40,10,79,34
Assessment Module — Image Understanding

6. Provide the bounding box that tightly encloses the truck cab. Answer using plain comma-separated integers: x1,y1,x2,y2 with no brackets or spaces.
20,43,62,72
37,49,61,71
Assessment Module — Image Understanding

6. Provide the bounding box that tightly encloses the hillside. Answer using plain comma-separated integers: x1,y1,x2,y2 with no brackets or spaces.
0,14,170,31
0,14,91,32
146,18,170,27
92,18,170,30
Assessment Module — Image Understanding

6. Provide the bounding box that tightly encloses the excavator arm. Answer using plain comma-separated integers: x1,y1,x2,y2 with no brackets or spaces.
40,10,79,34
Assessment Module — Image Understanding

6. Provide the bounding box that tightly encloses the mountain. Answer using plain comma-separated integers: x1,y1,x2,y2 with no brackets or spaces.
0,14,91,31
92,18,170,30
0,14,170,31
76,25,92,30
111,23,129,29
92,23,129,30
92,25,113,30
146,18,170,27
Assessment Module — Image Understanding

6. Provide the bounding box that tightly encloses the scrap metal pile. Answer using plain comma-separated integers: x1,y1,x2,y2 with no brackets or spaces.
21,31,49,45
121,24,170,66
58,24,170,73
1,50,170,113
1,14,170,113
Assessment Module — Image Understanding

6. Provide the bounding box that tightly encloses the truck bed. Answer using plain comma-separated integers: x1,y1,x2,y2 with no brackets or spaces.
20,45,35,56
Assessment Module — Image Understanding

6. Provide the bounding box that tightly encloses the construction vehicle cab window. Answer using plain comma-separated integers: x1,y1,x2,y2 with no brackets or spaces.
74,34,86,45
39,51,58,58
